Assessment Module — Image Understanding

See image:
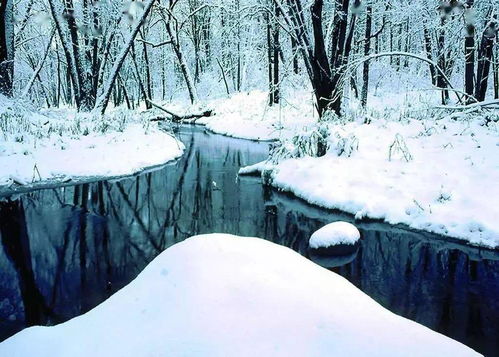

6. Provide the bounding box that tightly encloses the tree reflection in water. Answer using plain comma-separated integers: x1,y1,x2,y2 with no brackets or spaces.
0,126,497,356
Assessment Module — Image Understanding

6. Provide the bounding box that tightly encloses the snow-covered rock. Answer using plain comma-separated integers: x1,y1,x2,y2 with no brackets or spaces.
0,234,479,357
309,221,361,249
309,221,361,256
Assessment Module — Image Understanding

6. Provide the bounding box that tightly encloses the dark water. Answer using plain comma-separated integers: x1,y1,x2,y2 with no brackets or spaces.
0,125,498,356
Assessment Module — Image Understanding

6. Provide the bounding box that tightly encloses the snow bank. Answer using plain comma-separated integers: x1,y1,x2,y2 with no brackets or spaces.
0,97,184,187
0,125,183,185
0,234,479,356
309,222,361,249
269,118,499,248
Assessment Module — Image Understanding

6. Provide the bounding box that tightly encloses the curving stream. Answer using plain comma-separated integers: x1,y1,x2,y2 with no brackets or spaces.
0,125,498,355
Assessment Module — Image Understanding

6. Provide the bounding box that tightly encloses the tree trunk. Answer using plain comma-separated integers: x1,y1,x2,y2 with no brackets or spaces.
266,11,274,105
139,30,153,109
272,1,280,104
64,0,95,111
475,20,496,101
0,0,14,97
464,0,475,103
494,43,498,99
361,5,372,108
131,43,151,106
436,17,450,104
235,0,242,91
291,36,299,74
311,0,333,117
423,26,438,86
56,41,61,106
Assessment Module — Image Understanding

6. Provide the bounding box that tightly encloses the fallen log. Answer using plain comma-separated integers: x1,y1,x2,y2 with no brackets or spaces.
147,100,213,123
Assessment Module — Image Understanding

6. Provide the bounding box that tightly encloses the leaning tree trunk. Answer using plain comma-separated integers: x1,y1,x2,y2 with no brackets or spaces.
93,0,157,114
165,20,199,104
21,28,56,98
139,30,153,109
291,35,299,74
131,43,151,106
0,0,14,97
48,0,81,108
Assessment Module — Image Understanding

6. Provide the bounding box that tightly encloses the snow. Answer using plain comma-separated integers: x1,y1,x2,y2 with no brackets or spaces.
268,117,499,248
238,160,275,176
197,90,317,141
0,97,184,187
309,222,361,249
0,234,479,357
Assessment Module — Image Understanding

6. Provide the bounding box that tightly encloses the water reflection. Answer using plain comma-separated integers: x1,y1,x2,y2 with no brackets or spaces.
0,126,497,356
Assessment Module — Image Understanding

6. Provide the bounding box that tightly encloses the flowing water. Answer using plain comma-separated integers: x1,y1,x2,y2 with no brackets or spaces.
0,125,498,356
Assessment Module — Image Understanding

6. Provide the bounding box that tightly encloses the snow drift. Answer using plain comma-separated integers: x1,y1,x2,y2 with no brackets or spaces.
0,234,479,357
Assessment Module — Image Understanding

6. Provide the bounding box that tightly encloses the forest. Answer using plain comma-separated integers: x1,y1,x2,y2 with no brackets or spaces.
0,0,498,356
1,0,497,113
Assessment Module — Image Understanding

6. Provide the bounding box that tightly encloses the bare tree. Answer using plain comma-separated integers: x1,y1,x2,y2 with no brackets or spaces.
279,0,361,117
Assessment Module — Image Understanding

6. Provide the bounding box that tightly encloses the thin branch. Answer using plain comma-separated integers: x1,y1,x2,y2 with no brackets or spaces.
136,38,172,48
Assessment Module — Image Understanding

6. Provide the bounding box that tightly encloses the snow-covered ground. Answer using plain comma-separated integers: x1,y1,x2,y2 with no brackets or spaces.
0,96,184,187
268,117,499,248
194,87,498,248
0,234,479,357
197,90,317,141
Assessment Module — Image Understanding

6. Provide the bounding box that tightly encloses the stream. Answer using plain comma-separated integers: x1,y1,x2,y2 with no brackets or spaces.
0,125,498,356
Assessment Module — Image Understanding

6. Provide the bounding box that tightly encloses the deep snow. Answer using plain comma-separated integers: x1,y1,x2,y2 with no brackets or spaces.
0,234,479,357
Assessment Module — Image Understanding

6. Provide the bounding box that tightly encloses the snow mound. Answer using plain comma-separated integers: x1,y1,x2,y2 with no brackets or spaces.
0,234,479,357
309,222,361,249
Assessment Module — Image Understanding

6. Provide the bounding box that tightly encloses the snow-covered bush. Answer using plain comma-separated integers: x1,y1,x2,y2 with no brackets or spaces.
269,122,330,163
330,131,359,157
